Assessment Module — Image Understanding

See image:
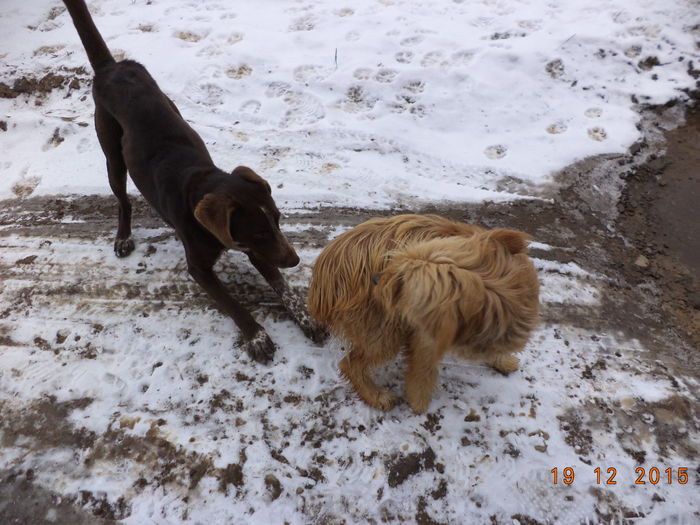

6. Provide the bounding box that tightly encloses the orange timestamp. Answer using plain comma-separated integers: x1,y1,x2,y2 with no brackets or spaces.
551,466,690,485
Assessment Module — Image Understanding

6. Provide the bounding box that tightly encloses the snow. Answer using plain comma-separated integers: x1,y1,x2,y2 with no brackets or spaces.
1,0,699,523
1,0,697,205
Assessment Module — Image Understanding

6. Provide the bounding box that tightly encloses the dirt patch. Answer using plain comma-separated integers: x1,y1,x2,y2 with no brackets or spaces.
0,396,96,451
386,447,437,487
0,70,90,103
617,103,700,346
0,73,67,98
0,470,117,525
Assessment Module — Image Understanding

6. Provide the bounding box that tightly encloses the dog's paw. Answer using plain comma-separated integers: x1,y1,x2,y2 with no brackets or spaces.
491,354,520,375
298,315,328,345
244,330,277,364
114,237,135,258
281,289,328,344
373,390,399,411
405,388,433,414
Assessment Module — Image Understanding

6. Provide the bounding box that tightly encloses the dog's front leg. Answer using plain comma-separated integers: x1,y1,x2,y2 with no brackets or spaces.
187,261,276,363
404,335,444,414
248,254,326,344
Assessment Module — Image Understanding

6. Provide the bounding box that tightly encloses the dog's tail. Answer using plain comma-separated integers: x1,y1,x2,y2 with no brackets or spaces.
375,230,535,351
63,0,115,70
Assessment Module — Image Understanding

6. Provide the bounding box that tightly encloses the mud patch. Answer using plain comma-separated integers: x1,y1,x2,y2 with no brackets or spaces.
0,73,68,99
617,101,700,347
386,447,437,487
0,470,116,525
0,396,96,451
11,176,41,199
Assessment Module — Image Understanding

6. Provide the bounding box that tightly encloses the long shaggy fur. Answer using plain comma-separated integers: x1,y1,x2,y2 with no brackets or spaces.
307,214,540,413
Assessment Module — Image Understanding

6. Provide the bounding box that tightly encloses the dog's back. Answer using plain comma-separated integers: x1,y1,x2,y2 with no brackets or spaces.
308,214,481,327
63,0,218,215
376,232,539,354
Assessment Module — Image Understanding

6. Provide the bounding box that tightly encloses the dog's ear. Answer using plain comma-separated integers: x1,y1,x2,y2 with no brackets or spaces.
194,193,236,249
234,165,272,194
489,229,531,254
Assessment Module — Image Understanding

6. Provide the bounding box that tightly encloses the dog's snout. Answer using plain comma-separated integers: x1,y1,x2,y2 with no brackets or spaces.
276,234,300,268
281,249,300,268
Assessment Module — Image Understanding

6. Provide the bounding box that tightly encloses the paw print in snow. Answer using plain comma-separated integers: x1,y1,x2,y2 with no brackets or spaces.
400,35,424,46
545,59,564,79
587,127,607,141
484,144,508,159
546,122,567,134
266,82,291,98
226,65,252,79
421,51,446,68
395,51,414,64
374,69,398,83
353,68,373,80
290,15,316,32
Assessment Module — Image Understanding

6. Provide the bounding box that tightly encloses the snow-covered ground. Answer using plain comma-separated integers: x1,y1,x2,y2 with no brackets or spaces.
1,0,697,205
1,1,699,524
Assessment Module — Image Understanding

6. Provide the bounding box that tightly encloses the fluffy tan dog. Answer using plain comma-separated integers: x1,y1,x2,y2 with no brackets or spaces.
307,214,540,413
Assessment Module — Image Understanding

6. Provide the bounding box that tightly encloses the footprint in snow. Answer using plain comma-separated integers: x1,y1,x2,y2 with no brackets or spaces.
421,51,447,68
192,83,224,106
545,59,565,79
451,50,475,66
175,30,207,43
484,145,508,159
395,50,414,64
624,45,642,58
517,19,543,31
403,80,425,93
12,175,42,199
76,137,92,153
585,107,602,118
42,128,64,151
374,69,398,83
280,91,325,127
390,81,427,115
337,86,377,113
294,65,333,83
226,65,253,79
353,68,373,80
240,100,261,114
546,122,567,134
587,127,607,141
400,35,424,46
266,81,292,98
228,32,244,45
289,15,316,32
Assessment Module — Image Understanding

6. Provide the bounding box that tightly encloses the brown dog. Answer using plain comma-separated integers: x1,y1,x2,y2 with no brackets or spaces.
308,214,540,413
62,0,323,362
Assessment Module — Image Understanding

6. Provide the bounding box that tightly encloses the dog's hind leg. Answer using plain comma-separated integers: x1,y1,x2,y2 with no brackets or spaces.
404,334,444,414
95,104,134,257
339,344,400,411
